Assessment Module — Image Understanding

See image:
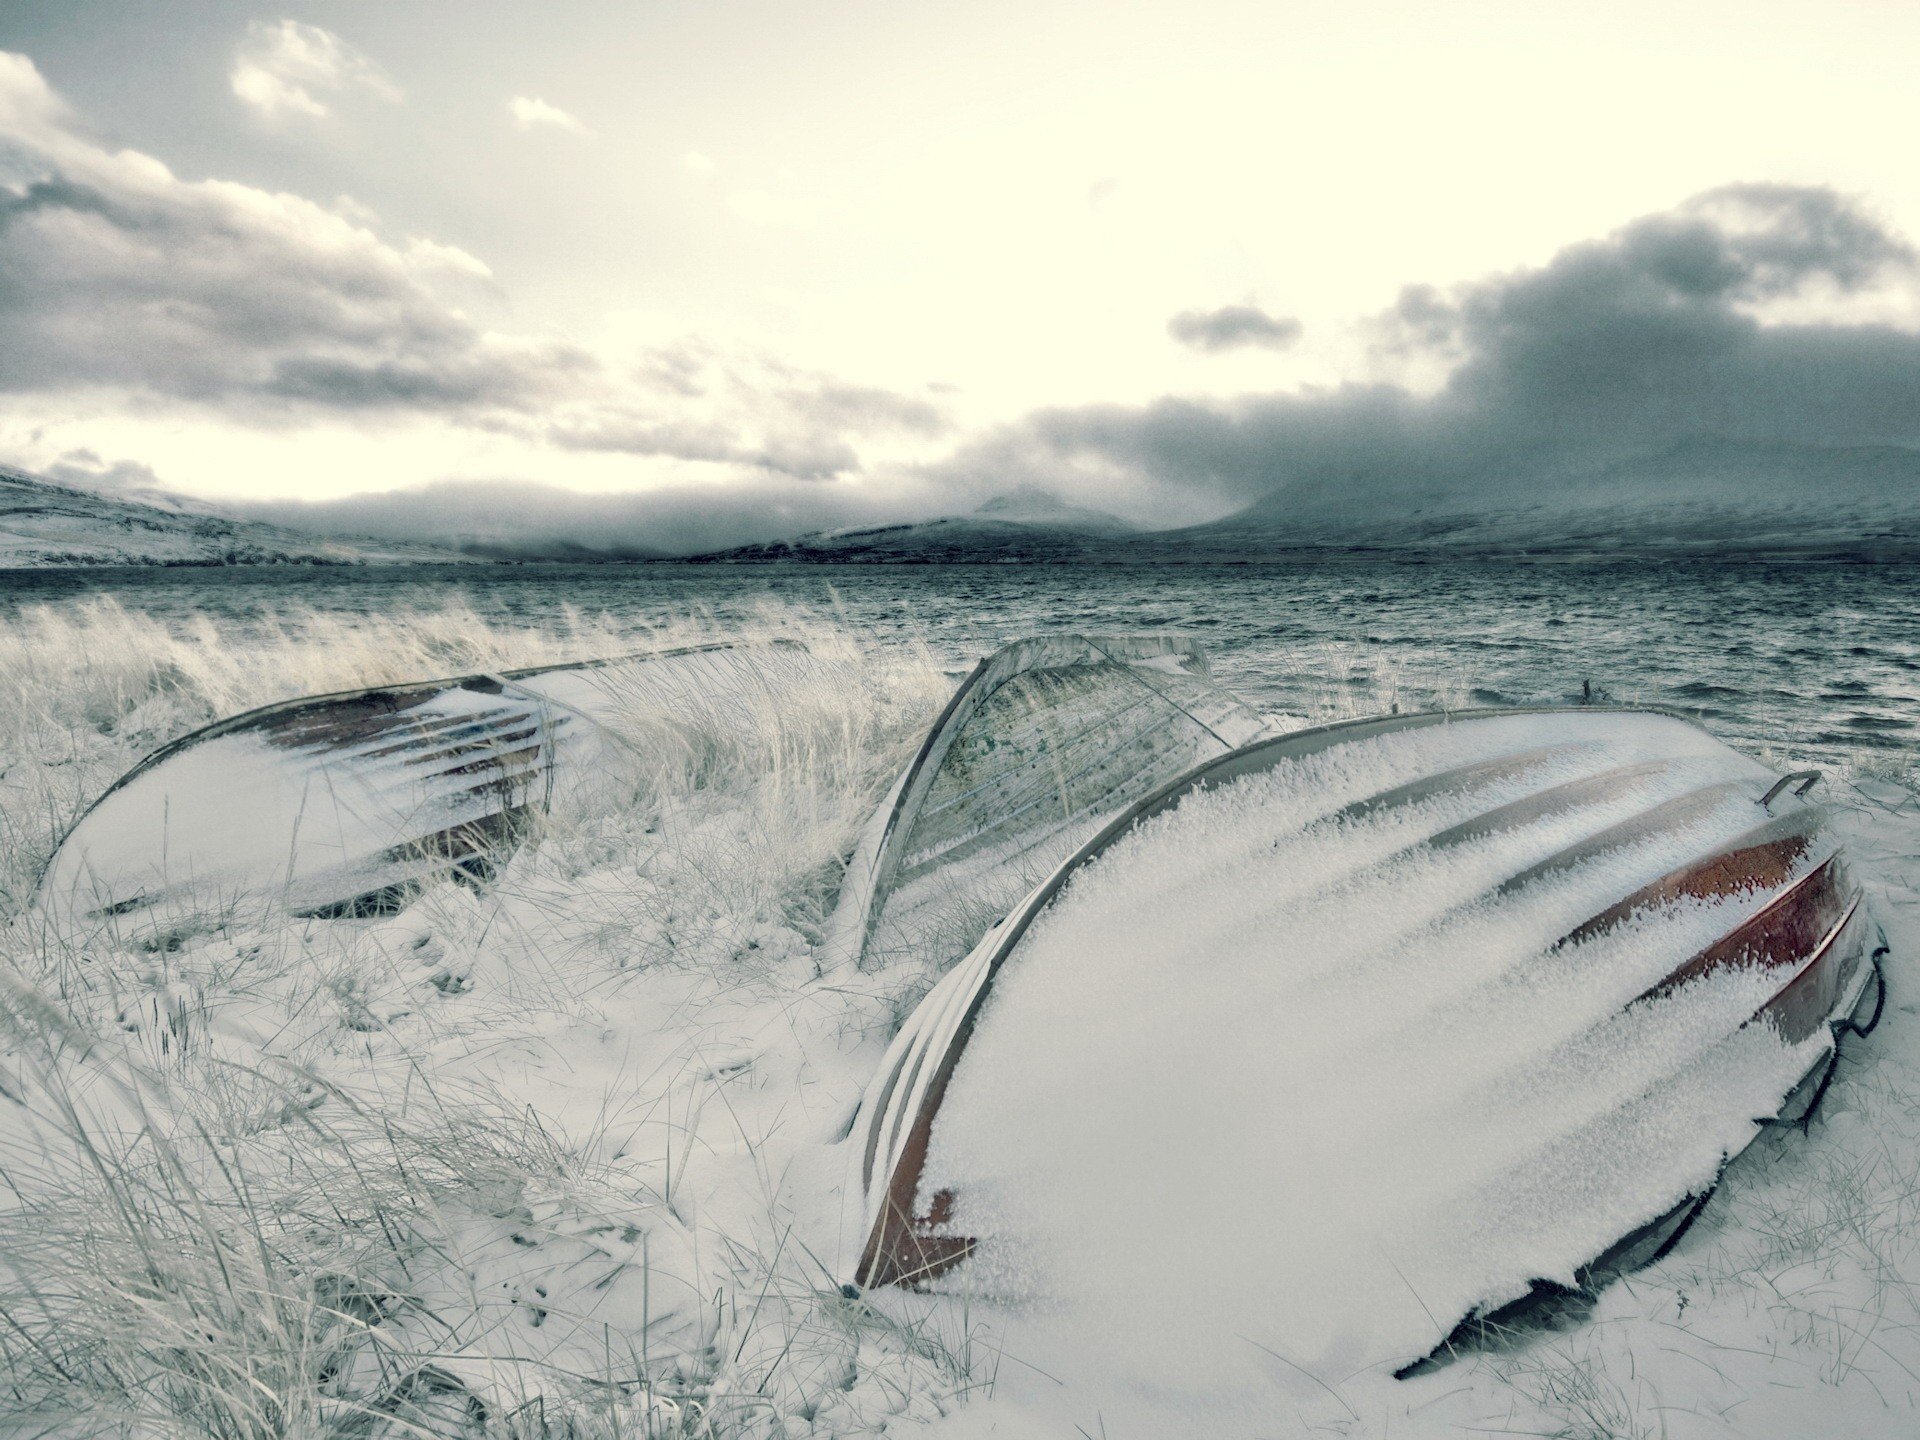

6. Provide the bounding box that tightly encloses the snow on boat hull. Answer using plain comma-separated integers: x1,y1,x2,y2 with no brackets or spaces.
826,634,1268,971
839,707,1886,1368
37,640,830,936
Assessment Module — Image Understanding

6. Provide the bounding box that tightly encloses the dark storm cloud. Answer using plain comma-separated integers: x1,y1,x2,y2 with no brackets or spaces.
955,184,1920,521
265,351,596,410
41,448,162,493
0,166,582,414
1419,184,1920,448
1167,304,1304,353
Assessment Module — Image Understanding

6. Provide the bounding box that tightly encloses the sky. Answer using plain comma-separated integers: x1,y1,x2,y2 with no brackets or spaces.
1,0,1918,552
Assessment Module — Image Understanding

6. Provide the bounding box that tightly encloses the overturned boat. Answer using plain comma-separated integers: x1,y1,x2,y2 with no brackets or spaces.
840,706,1888,1371
827,634,1270,971
37,640,833,935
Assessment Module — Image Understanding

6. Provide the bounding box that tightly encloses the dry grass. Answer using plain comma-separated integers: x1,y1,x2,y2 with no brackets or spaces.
0,597,964,1438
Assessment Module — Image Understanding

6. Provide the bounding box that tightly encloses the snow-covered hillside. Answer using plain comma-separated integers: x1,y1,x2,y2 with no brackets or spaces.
689,443,1920,564
0,466,474,568
1163,440,1920,558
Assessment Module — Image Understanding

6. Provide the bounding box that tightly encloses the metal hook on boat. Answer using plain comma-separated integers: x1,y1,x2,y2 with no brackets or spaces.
1758,770,1823,811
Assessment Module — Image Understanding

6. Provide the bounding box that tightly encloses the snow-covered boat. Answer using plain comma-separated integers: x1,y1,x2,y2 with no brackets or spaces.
839,706,1888,1369
827,634,1270,971
36,640,833,936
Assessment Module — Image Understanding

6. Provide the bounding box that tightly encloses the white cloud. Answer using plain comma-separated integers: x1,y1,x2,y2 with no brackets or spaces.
0,52,578,414
230,19,401,122
402,236,495,282
0,51,951,505
328,193,381,227
681,151,717,176
508,95,594,138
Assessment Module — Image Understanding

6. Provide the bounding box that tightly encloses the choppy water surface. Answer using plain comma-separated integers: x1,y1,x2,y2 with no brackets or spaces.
6,560,1916,776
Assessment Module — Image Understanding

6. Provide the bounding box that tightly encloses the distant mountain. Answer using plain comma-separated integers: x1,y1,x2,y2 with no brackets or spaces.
1152,440,1920,559
966,486,1133,532
690,486,1135,563
687,442,1920,565
19,437,1909,570
453,536,669,562
0,467,475,568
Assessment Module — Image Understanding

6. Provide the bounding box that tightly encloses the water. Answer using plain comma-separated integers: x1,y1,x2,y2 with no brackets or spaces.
5,559,1917,775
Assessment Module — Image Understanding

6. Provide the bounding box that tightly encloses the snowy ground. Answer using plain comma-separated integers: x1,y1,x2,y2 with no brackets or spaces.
0,596,1917,1438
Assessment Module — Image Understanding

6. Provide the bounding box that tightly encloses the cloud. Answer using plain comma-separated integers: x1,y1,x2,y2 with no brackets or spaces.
944,184,1920,524
544,415,857,480
0,55,587,417
781,381,949,438
682,152,717,176
230,19,400,121
40,447,163,495
544,376,944,480
0,53,943,497
1167,303,1303,353
508,95,593,138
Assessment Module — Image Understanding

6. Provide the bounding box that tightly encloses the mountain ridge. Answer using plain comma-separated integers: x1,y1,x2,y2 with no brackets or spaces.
689,487,1136,564
688,440,1920,563
0,466,479,569
1159,439,1920,557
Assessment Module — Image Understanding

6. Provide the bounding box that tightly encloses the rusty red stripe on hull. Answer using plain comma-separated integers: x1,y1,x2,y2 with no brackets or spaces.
1549,804,1869,1043
1493,781,1748,899
1628,854,1853,1013
1557,810,1826,950
1757,897,1870,1044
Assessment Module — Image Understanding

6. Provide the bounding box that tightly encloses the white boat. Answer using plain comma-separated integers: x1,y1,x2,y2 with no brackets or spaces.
826,633,1270,971
839,706,1887,1370
37,640,833,936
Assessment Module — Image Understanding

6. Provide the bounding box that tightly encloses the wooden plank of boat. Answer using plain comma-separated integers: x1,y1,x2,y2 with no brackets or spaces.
838,706,1884,1355
35,639,827,936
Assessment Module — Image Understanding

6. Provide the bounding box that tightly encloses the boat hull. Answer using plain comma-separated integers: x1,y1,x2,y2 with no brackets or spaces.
839,706,1884,1361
